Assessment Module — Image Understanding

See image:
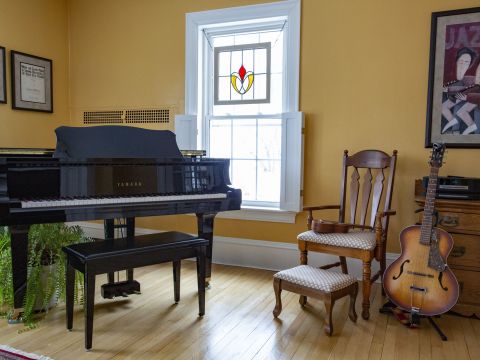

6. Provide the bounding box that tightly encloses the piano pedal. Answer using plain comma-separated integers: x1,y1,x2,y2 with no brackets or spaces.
101,280,141,299
7,308,24,324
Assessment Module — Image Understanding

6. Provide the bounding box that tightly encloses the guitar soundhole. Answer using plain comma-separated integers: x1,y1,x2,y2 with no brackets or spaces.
392,259,410,280
438,272,448,291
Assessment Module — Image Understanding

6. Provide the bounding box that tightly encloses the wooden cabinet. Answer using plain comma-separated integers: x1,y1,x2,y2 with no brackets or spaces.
415,180,480,317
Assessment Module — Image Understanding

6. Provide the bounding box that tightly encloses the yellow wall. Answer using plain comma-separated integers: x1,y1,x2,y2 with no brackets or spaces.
0,0,69,148
5,0,480,252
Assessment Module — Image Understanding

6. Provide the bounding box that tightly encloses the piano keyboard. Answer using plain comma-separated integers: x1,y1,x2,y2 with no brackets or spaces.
21,193,227,209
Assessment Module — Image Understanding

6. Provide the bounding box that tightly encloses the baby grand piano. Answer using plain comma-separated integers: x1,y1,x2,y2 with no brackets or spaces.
0,126,241,320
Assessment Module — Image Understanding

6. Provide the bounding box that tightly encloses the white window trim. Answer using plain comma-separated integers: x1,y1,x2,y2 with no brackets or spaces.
182,0,302,222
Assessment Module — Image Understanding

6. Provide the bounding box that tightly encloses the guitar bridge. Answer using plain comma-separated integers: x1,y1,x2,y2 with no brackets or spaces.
410,285,427,293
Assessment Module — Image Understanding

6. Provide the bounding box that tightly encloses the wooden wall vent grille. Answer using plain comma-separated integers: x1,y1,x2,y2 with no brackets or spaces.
125,109,170,123
83,111,123,124
83,108,171,125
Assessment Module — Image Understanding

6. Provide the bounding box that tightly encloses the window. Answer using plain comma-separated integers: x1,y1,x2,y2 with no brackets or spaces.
178,0,302,222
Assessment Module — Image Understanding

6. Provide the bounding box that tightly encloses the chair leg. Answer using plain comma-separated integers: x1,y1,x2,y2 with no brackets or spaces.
173,260,181,304
340,256,348,274
299,248,307,305
197,246,206,317
66,260,75,331
362,260,371,320
272,277,282,318
349,282,358,323
324,296,335,336
84,272,96,351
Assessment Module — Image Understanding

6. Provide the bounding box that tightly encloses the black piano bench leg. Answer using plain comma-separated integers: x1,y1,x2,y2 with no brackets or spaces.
173,260,181,304
85,272,96,351
197,246,206,317
66,261,75,331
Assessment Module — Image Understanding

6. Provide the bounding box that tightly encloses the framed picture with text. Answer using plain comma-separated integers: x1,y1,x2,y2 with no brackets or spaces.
0,46,6,104
11,50,52,112
426,7,480,147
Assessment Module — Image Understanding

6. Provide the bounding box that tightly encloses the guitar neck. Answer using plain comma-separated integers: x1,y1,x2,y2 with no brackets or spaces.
420,166,439,245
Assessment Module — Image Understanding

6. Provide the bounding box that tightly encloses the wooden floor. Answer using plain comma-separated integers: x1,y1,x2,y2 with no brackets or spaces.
0,262,479,359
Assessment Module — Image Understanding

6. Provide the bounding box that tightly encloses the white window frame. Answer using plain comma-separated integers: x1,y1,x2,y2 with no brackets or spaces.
179,0,302,223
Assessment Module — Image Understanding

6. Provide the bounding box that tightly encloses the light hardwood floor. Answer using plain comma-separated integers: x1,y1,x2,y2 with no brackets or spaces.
0,262,479,359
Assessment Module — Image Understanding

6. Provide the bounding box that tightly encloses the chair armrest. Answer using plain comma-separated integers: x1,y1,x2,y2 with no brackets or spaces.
376,209,396,219
303,205,341,230
350,224,374,231
303,205,341,211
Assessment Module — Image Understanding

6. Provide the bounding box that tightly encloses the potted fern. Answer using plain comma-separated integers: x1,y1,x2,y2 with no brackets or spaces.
0,224,91,325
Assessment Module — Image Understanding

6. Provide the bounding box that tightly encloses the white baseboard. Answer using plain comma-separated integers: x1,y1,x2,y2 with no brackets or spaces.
71,221,399,281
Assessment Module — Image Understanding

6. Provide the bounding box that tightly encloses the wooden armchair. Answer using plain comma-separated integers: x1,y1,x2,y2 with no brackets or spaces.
298,149,397,319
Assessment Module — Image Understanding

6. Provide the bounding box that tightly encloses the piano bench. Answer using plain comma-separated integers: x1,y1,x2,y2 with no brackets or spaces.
62,231,208,351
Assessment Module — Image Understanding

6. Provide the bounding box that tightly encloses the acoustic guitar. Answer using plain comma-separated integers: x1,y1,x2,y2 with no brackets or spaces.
383,143,459,316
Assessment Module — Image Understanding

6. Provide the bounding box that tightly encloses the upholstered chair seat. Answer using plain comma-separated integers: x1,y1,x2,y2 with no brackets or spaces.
274,265,357,292
297,230,377,251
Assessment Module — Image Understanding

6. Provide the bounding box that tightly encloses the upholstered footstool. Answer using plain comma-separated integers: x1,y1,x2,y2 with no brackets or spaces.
272,265,358,335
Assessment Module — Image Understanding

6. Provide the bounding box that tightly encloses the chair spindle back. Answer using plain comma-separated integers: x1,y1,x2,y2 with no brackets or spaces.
339,150,397,230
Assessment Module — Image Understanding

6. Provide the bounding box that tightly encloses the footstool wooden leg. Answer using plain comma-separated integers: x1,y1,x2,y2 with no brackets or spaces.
273,277,282,317
349,282,358,323
324,295,335,336
299,245,308,305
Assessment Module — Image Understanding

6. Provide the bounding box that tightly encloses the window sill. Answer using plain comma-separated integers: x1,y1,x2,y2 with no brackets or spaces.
216,206,297,223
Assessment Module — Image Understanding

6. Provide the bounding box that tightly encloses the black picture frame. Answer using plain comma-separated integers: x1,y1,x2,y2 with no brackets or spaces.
426,7,480,148
11,50,53,113
0,46,6,104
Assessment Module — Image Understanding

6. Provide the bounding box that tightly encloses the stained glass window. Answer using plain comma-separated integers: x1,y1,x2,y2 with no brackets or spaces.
214,43,271,105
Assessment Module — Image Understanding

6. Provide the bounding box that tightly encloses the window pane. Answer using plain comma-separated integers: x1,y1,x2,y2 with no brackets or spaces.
257,160,280,202
231,85,242,101
213,35,235,47
259,31,280,44
253,74,267,100
209,120,231,158
234,33,259,45
254,48,267,74
218,52,231,76
218,76,231,101
242,49,254,73
258,119,281,159
231,51,243,74
259,73,282,113
232,160,256,201
232,119,256,159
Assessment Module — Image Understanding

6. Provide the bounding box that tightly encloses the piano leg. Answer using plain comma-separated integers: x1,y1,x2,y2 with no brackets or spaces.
104,219,115,284
9,224,30,322
101,218,140,299
196,213,216,286
126,217,135,282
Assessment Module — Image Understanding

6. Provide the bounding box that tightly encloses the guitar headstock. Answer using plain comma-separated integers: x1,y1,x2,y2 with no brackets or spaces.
430,143,446,168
